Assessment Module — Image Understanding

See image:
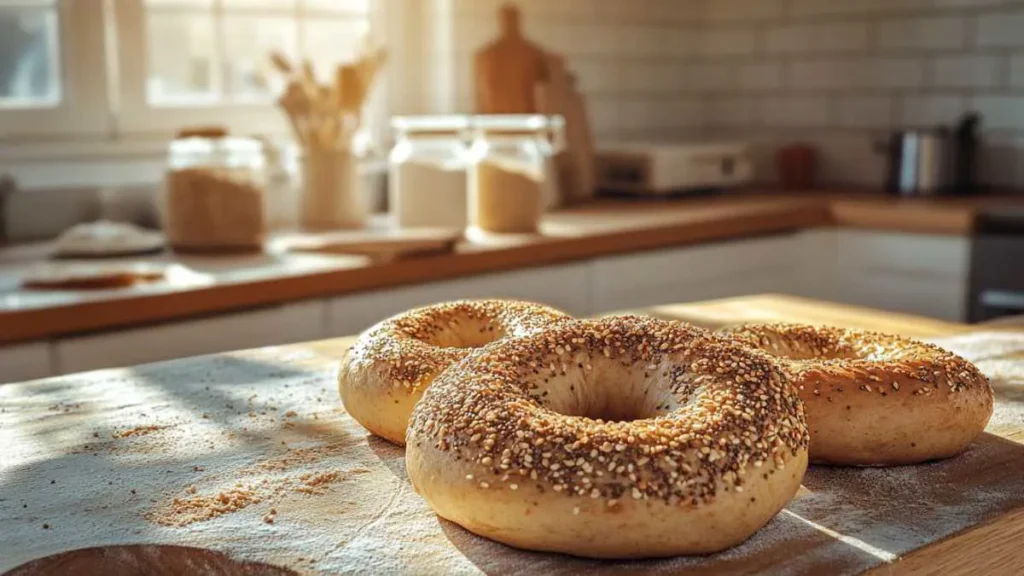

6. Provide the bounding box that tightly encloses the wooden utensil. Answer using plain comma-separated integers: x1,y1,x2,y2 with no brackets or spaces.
268,50,293,76
563,72,597,203
474,4,549,113
536,54,596,204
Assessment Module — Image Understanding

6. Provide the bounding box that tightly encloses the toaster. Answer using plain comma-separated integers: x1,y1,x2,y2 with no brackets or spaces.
596,142,753,196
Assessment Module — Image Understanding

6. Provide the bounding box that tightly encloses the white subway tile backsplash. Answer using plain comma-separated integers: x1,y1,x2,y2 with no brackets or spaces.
736,62,783,91
617,25,664,56
929,55,1001,88
444,0,1024,188
788,61,857,90
706,97,758,127
588,98,622,137
866,58,927,89
934,0,1007,7
762,96,831,127
765,22,869,55
700,29,758,57
789,0,931,18
788,59,924,90
664,99,705,128
680,63,735,93
1009,53,1024,87
833,96,894,129
977,10,1024,47
812,133,888,187
705,0,784,21
876,17,969,51
665,30,699,57
571,60,621,94
898,95,967,127
971,96,1024,130
621,98,673,131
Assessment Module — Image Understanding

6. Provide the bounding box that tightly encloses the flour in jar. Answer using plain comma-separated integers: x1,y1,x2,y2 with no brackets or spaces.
390,159,467,229
469,157,544,234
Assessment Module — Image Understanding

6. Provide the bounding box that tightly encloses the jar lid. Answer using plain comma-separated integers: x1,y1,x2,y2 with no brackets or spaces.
392,115,471,135
472,114,550,135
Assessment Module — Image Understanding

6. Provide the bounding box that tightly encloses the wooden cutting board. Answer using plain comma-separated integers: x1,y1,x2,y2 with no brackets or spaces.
2,299,1024,575
474,4,548,114
273,228,461,264
536,54,597,205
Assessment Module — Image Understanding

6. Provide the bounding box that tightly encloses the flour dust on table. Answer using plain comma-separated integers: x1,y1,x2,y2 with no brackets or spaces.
2,329,1024,574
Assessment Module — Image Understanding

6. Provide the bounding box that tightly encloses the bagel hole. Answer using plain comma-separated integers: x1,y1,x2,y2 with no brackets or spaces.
537,357,678,423
416,316,507,349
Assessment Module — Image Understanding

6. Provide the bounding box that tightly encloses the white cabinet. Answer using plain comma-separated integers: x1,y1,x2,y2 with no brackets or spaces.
54,300,328,374
0,342,52,384
327,262,592,336
590,234,802,314
828,230,969,321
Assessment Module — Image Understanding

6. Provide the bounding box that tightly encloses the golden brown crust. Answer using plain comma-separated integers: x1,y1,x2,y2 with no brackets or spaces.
406,316,809,558
722,322,994,466
338,299,569,445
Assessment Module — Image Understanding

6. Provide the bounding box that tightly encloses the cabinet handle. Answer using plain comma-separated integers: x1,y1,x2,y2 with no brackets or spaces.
980,290,1024,311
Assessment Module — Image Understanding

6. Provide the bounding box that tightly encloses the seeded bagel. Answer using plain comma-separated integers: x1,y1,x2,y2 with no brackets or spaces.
723,322,993,466
406,316,809,558
339,300,570,445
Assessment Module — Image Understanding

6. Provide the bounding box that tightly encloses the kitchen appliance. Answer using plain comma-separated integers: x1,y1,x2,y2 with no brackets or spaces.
967,209,1024,323
883,129,951,196
595,143,753,196
882,113,981,197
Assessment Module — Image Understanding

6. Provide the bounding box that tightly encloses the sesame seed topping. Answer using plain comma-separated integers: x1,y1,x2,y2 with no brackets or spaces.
406,316,810,508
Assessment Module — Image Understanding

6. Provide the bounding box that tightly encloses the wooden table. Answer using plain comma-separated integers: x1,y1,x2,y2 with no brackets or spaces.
2,295,1023,575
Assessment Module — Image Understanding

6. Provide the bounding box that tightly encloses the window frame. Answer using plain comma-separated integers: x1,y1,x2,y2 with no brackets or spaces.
0,0,109,139
112,0,385,139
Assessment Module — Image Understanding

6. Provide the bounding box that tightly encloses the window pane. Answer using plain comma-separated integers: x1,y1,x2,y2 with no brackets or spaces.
222,0,296,10
222,16,297,100
145,0,212,8
303,17,368,77
304,0,369,13
147,12,217,104
0,5,60,106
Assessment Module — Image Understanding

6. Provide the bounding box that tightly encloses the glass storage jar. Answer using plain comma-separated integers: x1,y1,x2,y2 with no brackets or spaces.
389,115,471,229
537,115,565,210
467,115,549,234
163,130,267,252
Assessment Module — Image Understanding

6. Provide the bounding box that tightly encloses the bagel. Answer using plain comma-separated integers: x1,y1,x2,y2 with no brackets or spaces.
406,316,809,559
722,323,993,466
339,300,569,445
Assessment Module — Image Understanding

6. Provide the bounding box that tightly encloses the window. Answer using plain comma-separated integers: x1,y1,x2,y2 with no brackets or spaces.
114,0,374,136
0,0,108,138
0,0,61,105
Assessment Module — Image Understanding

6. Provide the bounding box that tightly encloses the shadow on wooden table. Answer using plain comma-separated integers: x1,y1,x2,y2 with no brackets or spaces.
434,433,1024,575
366,434,408,482
4,544,297,576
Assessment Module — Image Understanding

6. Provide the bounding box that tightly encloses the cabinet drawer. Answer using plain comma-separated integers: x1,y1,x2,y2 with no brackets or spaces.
591,235,801,313
834,230,969,277
328,263,591,336
0,342,52,384
55,301,327,374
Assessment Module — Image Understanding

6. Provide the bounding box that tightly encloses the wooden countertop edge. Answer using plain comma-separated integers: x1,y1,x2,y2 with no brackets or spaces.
866,506,1024,575
828,200,978,235
0,203,827,344
2,192,1000,344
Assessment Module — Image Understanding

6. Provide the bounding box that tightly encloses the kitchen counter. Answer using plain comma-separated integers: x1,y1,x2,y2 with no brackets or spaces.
2,294,1023,575
0,191,1020,345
